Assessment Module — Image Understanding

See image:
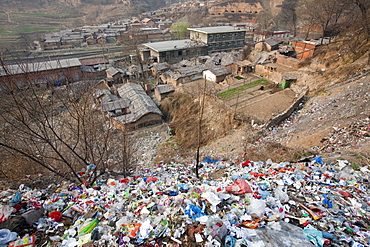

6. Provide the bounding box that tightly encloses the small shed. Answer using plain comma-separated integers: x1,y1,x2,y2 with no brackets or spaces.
203,66,231,83
106,67,123,84
151,63,170,77
228,60,254,75
154,84,175,101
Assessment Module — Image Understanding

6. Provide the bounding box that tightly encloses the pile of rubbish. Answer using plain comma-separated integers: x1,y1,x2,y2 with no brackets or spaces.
0,156,369,247
321,118,370,152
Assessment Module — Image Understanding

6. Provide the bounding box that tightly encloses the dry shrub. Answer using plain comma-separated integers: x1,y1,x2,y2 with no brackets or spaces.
161,92,237,149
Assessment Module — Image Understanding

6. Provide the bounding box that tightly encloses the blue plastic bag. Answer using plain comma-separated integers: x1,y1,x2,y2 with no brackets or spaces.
185,204,206,220
224,235,236,247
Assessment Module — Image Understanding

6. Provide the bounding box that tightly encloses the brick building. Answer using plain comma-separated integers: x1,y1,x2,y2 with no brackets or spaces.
0,58,83,88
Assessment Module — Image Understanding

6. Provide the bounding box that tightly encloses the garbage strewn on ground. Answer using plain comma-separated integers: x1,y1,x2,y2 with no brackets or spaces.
0,156,369,247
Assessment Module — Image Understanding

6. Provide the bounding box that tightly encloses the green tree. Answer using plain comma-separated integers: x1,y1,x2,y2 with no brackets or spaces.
171,22,190,40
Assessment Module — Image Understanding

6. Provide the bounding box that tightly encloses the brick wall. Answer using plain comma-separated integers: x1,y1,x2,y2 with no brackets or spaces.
276,53,300,68
1,66,83,87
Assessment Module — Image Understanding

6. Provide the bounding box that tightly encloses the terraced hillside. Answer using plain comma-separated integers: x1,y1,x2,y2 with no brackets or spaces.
0,0,166,49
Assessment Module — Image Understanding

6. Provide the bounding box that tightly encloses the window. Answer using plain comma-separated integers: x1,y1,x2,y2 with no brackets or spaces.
178,50,183,56
216,34,220,38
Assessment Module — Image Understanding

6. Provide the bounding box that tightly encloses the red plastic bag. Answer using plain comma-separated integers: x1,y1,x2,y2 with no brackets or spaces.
49,211,62,222
242,160,253,166
226,179,252,194
145,177,157,183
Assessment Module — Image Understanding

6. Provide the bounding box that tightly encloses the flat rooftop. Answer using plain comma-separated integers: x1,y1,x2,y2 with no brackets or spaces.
188,26,246,34
143,39,207,52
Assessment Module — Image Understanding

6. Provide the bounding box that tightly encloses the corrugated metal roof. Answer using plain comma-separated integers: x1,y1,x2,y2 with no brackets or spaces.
0,58,82,76
143,39,207,52
188,26,246,34
115,83,162,124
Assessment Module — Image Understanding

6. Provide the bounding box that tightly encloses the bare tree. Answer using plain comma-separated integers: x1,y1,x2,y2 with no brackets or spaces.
0,57,126,186
352,0,370,39
297,0,351,42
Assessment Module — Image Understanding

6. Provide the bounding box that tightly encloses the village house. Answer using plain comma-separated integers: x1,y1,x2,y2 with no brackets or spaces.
150,63,171,77
0,58,83,88
254,30,291,43
154,84,175,101
254,38,282,52
159,64,210,87
141,39,208,64
60,34,84,48
42,37,61,50
203,66,231,83
254,62,297,84
188,26,246,53
113,83,163,130
292,40,318,60
142,18,155,28
208,2,263,16
141,28,172,42
156,20,173,30
227,60,254,75
106,67,124,84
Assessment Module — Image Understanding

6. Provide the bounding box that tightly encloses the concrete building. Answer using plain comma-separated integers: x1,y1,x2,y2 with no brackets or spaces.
188,26,246,53
141,39,208,64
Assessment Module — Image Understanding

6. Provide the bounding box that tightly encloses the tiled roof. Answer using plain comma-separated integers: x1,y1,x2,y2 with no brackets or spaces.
0,58,81,76
115,83,162,124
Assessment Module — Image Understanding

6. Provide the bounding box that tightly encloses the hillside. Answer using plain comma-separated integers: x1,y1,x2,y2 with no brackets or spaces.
150,38,370,168
0,0,166,49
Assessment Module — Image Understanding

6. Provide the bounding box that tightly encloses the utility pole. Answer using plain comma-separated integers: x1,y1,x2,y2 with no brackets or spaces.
195,78,207,179
234,90,240,119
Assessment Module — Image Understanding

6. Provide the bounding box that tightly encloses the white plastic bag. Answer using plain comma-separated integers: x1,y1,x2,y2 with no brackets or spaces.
247,199,266,218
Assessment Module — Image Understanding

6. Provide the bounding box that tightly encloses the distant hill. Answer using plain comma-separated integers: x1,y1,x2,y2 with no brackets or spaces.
0,0,166,49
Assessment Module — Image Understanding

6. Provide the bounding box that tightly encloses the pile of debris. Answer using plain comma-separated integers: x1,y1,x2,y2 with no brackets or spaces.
321,118,370,152
0,156,369,247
